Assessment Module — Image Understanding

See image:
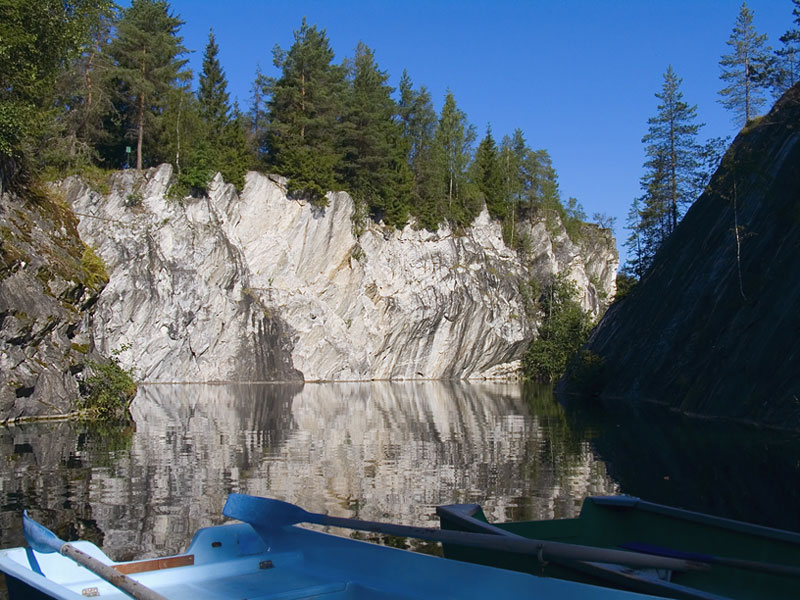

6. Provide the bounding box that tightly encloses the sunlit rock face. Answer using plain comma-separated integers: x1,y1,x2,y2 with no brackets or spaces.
63,167,616,382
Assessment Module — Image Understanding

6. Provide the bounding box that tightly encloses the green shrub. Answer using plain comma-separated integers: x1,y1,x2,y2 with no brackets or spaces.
125,191,143,207
80,245,108,292
80,354,137,421
523,275,593,382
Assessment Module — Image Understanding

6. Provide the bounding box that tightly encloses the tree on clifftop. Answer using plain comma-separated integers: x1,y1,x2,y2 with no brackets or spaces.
471,125,504,220
433,91,478,227
189,29,249,189
0,0,114,170
198,29,230,134
643,65,703,232
624,66,704,277
267,17,346,203
397,71,438,229
772,0,800,96
718,2,772,126
106,0,189,170
339,42,412,228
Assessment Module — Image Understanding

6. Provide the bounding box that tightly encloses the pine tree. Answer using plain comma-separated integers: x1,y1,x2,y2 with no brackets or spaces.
643,66,703,232
471,125,504,219
773,0,800,96
106,0,189,170
267,17,346,203
624,67,704,277
339,42,412,227
433,90,477,226
718,2,772,126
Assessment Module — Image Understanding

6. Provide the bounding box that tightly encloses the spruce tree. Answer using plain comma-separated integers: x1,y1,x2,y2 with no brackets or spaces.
267,17,346,203
522,148,560,212
472,125,504,219
106,0,189,170
718,2,772,126
198,29,230,136
216,104,251,190
191,28,249,189
339,42,412,228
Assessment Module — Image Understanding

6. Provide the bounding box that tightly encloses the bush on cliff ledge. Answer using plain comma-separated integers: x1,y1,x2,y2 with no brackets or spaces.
79,353,137,421
523,275,594,383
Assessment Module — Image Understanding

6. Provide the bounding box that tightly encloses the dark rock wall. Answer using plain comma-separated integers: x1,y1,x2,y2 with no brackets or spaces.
561,84,800,430
0,181,105,421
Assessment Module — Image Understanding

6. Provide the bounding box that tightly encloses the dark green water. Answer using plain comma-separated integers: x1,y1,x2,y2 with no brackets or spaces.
1,381,799,596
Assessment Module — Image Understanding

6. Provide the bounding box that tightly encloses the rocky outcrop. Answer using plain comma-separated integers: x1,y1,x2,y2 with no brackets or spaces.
0,179,105,421
560,83,800,430
62,167,616,383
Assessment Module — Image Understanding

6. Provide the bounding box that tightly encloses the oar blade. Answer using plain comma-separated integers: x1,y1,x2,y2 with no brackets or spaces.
22,511,63,554
223,493,313,529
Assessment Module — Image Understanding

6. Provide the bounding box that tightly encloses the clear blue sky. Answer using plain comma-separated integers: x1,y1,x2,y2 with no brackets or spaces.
156,0,794,264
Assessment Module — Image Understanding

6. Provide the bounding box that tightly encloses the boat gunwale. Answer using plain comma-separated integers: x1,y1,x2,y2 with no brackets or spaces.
588,497,800,546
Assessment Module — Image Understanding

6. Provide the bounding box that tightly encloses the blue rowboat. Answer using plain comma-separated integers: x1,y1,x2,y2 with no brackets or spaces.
0,494,669,600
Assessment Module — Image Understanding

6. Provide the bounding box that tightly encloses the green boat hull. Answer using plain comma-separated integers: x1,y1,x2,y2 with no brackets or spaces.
437,496,800,600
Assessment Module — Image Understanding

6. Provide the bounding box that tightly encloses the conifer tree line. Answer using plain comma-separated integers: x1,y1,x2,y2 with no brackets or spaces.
622,0,800,281
0,0,588,243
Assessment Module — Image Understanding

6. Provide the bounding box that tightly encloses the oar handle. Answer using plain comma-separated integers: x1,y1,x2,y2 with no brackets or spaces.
623,541,800,579
318,514,708,572
713,555,800,579
59,543,169,600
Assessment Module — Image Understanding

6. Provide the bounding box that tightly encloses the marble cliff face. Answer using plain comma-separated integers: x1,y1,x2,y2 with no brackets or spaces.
60,165,616,383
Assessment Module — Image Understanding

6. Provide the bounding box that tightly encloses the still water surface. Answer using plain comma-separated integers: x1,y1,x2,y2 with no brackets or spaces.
1,381,799,589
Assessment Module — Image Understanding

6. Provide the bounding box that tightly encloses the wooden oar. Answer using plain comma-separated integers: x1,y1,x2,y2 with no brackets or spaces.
223,493,709,572
22,511,168,600
623,542,800,579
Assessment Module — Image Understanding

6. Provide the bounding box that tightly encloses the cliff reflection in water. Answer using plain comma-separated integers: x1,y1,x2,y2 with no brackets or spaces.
0,382,618,562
